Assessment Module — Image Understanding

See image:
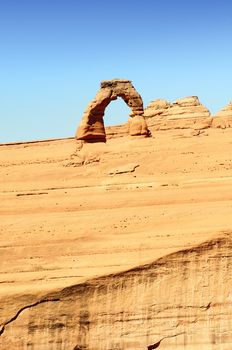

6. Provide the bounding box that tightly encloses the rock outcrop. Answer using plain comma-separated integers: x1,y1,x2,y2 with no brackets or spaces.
144,96,212,130
1,94,232,349
1,236,232,349
76,79,149,141
212,102,232,128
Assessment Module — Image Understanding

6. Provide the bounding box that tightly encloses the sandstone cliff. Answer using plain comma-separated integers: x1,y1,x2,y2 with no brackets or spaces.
1,236,231,349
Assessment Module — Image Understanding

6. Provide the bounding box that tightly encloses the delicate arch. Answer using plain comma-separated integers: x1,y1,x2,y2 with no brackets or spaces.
76,79,149,142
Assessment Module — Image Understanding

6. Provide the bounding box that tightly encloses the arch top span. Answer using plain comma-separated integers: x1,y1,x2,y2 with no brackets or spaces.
76,79,149,142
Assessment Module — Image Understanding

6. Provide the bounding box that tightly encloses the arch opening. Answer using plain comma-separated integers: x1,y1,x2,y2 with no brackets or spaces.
103,97,131,127
76,79,149,142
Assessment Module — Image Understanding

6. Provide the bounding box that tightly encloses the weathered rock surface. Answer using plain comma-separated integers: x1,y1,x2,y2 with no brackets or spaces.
212,102,232,128
1,236,232,349
144,96,212,131
1,127,232,349
76,79,149,141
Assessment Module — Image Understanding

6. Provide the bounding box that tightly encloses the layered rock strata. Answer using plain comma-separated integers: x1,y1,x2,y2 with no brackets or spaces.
212,102,232,128
1,236,232,349
144,96,212,130
76,79,149,141
1,99,232,349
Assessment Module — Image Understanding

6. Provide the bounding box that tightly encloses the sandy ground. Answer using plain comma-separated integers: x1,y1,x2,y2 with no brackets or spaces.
0,128,232,303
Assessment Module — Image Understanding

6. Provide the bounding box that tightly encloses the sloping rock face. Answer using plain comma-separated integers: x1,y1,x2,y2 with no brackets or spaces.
76,79,149,141
1,127,232,349
1,236,232,349
212,102,232,128
144,96,212,130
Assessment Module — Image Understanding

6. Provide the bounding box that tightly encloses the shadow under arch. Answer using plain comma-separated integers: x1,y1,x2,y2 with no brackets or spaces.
76,79,149,142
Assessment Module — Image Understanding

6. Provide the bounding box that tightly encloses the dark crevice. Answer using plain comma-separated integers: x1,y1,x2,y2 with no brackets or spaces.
147,332,185,349
0,298,60,336
147,340,161,349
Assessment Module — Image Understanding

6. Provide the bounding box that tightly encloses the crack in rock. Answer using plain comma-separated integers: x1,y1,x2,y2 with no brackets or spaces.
0,298,60,336
147,332,185,349
107,163,140,175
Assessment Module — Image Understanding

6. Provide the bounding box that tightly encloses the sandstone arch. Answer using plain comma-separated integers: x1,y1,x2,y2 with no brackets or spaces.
76,79,149,141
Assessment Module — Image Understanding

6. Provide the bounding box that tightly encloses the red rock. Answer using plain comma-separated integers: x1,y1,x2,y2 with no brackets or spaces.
76,79,149,141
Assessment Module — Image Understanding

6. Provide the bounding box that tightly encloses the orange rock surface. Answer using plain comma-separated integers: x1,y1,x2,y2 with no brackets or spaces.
144,96,212,130
0,126,232,349
76,79,149,141
212,102,232,129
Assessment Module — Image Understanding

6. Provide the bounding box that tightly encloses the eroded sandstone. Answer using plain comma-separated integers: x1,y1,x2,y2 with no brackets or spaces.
144,96,212,131
76,79,149,141
1,107,232,349
212,102,232,128
1,236,232,349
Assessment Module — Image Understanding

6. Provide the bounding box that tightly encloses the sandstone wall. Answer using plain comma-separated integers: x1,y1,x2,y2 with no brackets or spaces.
1,236,232,350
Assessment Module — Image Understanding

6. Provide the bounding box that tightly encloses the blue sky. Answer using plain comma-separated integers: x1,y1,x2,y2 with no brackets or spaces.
0,0,232,142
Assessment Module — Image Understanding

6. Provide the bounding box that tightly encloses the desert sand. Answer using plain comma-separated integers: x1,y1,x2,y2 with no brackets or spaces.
0,119,232,349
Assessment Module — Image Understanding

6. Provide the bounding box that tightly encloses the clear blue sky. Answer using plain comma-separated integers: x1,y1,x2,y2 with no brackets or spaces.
1,0,232,142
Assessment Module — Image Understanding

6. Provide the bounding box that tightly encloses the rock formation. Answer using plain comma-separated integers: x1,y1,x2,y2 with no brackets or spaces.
1,92,232,349
1,236,232,349
212,102,232,128
76,79,149,142
144,96,212,130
